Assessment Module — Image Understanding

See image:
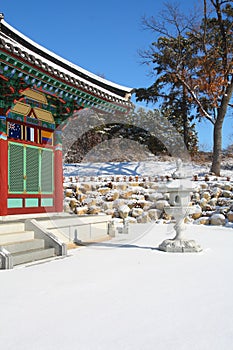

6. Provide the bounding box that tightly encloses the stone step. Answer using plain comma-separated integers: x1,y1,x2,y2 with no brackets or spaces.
0,222,25,234
2,239,44,254
0,231,34,245
12,248,56,266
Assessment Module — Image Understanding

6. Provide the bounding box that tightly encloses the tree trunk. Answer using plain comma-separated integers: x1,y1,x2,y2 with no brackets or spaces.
183,114,189,151
211,81,233,176
210,115,224,176
182,87,189,151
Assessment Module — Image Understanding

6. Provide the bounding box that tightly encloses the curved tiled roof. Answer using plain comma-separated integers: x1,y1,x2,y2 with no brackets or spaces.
0,15,133,114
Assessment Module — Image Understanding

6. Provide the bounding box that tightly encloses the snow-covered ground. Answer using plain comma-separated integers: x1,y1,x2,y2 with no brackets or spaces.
1,223,233,350
1,159,233,350
63,158,233,179
64,160,202,177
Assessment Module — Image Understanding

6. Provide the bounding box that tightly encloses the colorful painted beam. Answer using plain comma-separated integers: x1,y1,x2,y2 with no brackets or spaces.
0,15,133,119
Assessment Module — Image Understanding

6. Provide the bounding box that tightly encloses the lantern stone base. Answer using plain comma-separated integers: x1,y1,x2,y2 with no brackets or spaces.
158,239,202,253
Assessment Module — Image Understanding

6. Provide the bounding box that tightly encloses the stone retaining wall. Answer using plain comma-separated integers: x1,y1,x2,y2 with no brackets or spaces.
63,175,233,227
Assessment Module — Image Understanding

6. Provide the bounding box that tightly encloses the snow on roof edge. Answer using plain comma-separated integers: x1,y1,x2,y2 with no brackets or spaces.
2,19,133,94
2,34,131,101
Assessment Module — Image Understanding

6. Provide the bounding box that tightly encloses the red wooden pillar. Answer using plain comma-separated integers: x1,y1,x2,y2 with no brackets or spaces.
54,130,63,212
0,116,8,216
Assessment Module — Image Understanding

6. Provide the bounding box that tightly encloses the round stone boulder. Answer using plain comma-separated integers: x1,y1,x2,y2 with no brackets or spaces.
148,192,164,202
118,205,131,219
77,193,87,203
131,207,144,217
104,209,115,217
192,192,200,201
148,209,162,221
105,190,119,201
125,217,137,224
65,188,73,197
88,205,100,215
199,183,208,190
202,191,211,201
227,211,233,222
223,183,232,191
194,217,210,225
102,202,114,210
199,198,207,209
113,199,125,209
63,201,71,213
75,206,88,215
98,187,111,195
211,187,222,198
69,198,79,210
209,198,217,207
222,190,232,198
80,183,92,193
84,197,97,206
137,212,151,223
115,183,128,191
210,213,226,226
120,190,134,199
191,205,202,220
155,200,170,211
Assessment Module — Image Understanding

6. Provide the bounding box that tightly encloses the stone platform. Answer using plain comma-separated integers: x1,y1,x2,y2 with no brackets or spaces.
159,238,202,253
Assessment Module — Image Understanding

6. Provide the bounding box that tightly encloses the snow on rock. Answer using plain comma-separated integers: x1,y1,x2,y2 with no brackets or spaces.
137,212,151,223
148,209,163,220
202,191,211,201
210,213,226,226
63,161,233,227
88,205,101,215
75,206,88,215
223,183,232,191
191,205,202,219
131,207,144,218
211,186,222,197
227,211,233,222
118,205,131,219
97,187,111,195
194,217,210,225
154,199,170,211
199,197,208,209
105,190,119,201
222,190,232,198
148,192,164,202
209,197,217,207
65,188,73,197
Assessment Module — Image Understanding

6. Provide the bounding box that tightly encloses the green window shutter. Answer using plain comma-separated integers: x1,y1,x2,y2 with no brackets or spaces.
41,149,53,193
8,142,54,195
8,143,24,193
26,146,40,192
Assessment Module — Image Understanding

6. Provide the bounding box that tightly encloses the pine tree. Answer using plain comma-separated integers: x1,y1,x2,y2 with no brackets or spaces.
136,0,233,175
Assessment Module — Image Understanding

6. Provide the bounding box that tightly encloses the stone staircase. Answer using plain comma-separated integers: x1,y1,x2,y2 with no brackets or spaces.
0,222,57,268
0,213,111,269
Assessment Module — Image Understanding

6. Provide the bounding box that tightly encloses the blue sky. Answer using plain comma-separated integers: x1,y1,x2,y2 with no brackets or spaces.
1,0,232,151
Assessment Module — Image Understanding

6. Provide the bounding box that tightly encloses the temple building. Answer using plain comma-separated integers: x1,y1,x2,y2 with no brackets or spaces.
0,14,132,216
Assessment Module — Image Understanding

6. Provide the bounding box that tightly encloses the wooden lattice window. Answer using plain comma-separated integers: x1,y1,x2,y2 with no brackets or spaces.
26,146,40,192
8,142,54,194
41,148,53,193
8,142,24,193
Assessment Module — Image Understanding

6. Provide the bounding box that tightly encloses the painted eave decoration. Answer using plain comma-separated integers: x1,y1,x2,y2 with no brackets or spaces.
20,88,48,105
0,14,133,117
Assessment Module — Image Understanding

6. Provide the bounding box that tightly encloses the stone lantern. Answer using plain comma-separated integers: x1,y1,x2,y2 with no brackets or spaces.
158,160,202,253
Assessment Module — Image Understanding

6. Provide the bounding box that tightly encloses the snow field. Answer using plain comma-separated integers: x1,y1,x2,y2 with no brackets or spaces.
0,224,233,350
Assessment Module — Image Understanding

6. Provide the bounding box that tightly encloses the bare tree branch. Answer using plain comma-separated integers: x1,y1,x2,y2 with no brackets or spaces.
175,72,214,124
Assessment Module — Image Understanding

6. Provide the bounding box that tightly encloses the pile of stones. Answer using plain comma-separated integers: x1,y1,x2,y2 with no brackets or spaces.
190,180,233,226
63,175,233,227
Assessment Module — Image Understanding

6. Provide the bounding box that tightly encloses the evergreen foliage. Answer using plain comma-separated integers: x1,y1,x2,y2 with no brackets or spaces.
63,107,190,163
135,0,233,175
